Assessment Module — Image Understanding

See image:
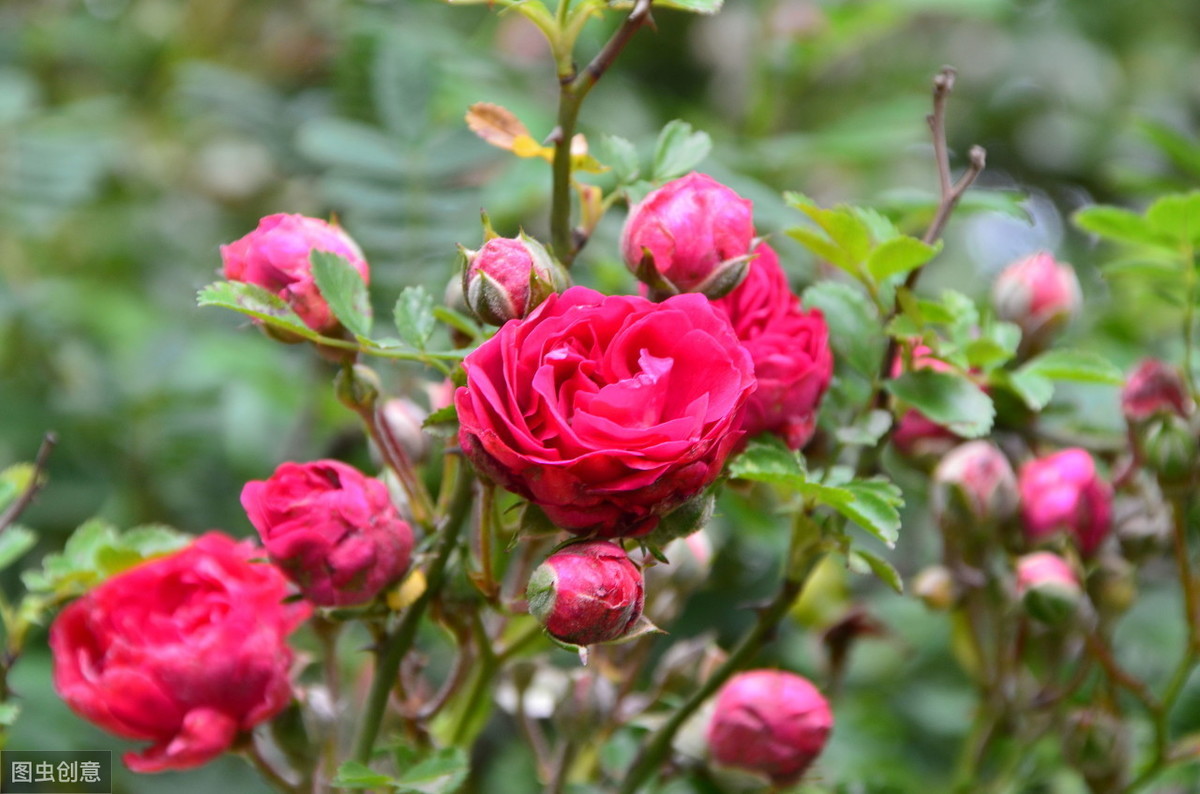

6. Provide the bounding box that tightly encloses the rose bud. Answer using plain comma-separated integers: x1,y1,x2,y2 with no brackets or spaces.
456,287,756,537
707,670,833,787
991,251,1082,352
1121,358,1191,424
1140,415,1197,482
526,540,645,646
50,533,308,772
1018,448,1113,556
621,172,755,298
241,460,414,607
1016,551,1082,625
913,564,957,611
931,441,1019,528
221,213,369,335
460,233,568,326
712,244,834,449
380,397,432,465
1063,708,1130,792
1088,554,1137,618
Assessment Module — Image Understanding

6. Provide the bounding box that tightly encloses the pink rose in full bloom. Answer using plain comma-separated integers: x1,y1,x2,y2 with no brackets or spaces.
526,540,645,646
992,251,1082,350
50,533,308,773
241,460,414,607
712,244,833,450
221,213,369,334
456,286,756,537
461,234,568,326
707,669,833,786
1121,358,1191,424
621,172,755,296
1018,448,1113,556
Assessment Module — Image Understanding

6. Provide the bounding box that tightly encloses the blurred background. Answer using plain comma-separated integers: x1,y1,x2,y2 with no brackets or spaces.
2,0,1200,790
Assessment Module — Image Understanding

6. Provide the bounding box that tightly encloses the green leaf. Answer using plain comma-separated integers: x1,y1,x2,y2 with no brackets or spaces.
432,306,481,341
996,369,1054,412
651,120,712,182
1018,348,1124,385
0,702,19,727
1073,206,1167,247
727,437,807,490
886,370,995,438
865,236,942,281
0,527,36,571
1146,191,1200,245
600,135,640,184
311,251,372,338
802,281,882,376
1138,120,1200,180
394,747,469,794
847,548,903,593
197,281,318,340
962,337,1015,371
394,286,437,350
834,410,893,447
784,192,872,272
331,761,394,789
840,479,904,548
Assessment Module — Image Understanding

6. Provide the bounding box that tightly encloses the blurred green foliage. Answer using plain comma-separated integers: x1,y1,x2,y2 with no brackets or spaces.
3,0,1200,791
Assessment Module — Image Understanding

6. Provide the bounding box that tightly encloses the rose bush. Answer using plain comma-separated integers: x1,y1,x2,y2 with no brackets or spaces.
49,533,308,772
456,286,756,536
221,213,369,334
241,459,414,607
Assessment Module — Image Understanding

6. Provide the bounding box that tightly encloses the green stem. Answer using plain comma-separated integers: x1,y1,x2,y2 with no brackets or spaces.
350,461,475,765
242,736,302,794
618,515,824,794
549,0,655,264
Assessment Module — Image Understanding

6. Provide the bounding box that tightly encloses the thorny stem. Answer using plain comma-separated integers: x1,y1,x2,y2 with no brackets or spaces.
550,0,655,263
351,460,475,765
618,514,825,794
872,66,986,410
0,433,56,532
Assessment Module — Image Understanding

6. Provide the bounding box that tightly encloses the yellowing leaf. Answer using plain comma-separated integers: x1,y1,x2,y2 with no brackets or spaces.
465,102,532,151
388,568,427,611
512,134,550,159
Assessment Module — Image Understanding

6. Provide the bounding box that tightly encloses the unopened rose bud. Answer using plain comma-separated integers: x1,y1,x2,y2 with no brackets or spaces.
1015,552,1081,624
991,251,1082,352
1063,709,1129,792
1087,555,1137,618
1113,489,1172,560
221,214,369,336
706,670,833,787
526,540,645,647
460,233,567,326
380,398,431,465
1140,415,1197,482
1018,448,1113,556
621,172,755,298
1121,358,1191,424
932,441,1019,528
913,565,957,611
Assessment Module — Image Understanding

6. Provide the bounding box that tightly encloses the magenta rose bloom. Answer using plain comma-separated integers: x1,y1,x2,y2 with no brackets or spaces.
1018,448,1113,556
456,286,756,537
50,533,308,773
621,172,755,295
241,460,414,607
526,540,645,646
712,243,833,449
707,670,833,786
221,213,369,334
